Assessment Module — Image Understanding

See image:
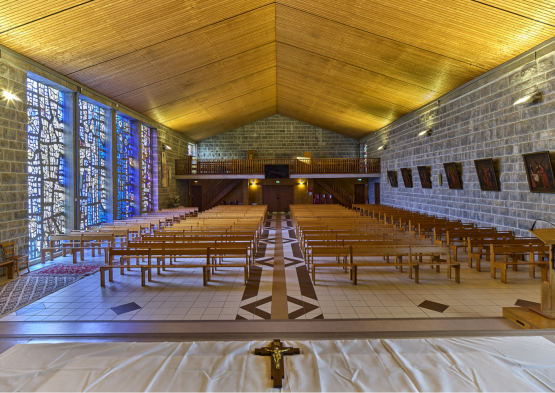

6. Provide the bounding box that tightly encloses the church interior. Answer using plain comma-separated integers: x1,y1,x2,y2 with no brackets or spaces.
2,0,555,391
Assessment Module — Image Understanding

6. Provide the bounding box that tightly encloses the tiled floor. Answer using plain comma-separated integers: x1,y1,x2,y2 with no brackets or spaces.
0,212,541,322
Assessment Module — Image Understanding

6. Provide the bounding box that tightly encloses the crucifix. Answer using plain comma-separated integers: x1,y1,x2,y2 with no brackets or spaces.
255,339,300,388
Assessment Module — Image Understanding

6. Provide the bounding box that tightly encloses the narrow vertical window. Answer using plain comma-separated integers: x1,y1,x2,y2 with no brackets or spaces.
116,115,134,219
27,79,65,260
78,100,107,229
141,124,153,213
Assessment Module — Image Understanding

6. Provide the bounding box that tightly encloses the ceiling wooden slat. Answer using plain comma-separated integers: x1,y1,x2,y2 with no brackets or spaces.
2,0,555,140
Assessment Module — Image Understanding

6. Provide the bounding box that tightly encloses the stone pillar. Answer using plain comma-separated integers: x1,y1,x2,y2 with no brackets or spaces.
0,59,28,259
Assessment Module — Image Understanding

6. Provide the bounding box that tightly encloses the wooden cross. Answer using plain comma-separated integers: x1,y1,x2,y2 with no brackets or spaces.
255,339,300,388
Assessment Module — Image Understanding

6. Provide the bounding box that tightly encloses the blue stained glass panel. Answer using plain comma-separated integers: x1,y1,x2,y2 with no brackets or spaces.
116,115,134,219
141,124,153,213
78,100,107,229
27,78,65,260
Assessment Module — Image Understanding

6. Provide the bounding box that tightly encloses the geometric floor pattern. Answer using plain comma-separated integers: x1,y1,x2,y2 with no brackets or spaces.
0,211,543,321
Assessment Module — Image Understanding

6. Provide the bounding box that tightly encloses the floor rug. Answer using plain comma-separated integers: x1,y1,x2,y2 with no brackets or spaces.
24,263,103,277
0,264,102,317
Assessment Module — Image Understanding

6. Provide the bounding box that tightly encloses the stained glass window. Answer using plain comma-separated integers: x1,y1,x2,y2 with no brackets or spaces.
78,100,107,229
116,115,134,219
27,78,65,260
363,142,368,172
141,124,153,213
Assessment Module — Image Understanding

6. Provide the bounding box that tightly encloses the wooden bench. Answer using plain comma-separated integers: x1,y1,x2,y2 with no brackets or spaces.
490,244,549,283
41,234,114,263
103,247,249,287
468,238,543,271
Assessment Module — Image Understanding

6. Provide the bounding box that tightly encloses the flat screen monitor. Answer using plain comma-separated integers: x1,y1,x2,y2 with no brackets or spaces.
265,165,289,179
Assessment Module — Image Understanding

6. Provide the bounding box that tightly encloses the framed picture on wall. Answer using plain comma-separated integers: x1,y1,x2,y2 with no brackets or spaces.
387,170,398,187
474,158,500,191
417,166,432,189
523,151,555,193
443,162,462,189
400,168,413,188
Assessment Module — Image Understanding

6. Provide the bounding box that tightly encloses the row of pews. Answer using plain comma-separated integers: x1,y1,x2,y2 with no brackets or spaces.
40,205,268,288
351,204,549,284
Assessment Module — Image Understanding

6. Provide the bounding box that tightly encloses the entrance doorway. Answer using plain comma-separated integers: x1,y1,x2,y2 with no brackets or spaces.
354,184,366,204
262,185,294,212
191,185,203,211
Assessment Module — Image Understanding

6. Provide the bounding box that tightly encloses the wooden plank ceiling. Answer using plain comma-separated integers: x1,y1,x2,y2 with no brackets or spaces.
1,0,555,140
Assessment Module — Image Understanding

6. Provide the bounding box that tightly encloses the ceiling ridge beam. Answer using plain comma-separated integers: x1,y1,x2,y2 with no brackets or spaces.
113,42,276,99
67,1,277,76
275,2,488,70
276,41,441,94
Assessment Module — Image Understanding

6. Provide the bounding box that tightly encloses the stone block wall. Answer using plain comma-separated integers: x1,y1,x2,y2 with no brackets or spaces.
360,52,555,236
157,128,189,209
198,114,360,159
0,59,28,260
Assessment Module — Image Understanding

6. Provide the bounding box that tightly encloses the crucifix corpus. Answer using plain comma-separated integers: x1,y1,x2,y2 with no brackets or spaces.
255,339,300,388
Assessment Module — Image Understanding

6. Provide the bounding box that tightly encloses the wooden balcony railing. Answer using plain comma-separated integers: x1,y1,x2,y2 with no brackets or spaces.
175,157,380,176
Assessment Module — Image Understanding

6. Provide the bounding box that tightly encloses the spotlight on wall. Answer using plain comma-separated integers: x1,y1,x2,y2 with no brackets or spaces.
2,91,21,102
514,90,542,106
418,129,432,137
162,145,172,150
377,144,387,151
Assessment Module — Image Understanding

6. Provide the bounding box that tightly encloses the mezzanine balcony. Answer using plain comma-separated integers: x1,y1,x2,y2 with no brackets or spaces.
174,157,380,179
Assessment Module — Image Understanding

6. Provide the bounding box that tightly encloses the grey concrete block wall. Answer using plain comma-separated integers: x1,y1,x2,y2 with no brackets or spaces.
198,114,360,159
360,52,555,237
157,128,189,210
0,59,28,259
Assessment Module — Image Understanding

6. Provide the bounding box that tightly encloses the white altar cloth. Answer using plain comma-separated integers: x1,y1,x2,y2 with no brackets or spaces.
0,336,554,392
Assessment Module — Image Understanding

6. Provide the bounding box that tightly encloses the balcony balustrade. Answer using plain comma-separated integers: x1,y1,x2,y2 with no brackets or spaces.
175,157,380,176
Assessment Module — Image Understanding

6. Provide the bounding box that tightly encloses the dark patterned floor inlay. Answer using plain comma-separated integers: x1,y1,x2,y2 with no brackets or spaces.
287,296,319,319
313,314,324,319
265,221,271,228
235,315,247,320
296,265,318,301
255,244,267,259
255,257,274,268
241,265,263,301
286,220,293,227
284,257,303,267
281,239,295,244
515,299,541,307
288,230,297,239
111,302,141,315
285,215,290,220
240,296,272,319
261,230,269,239
418,300,449,313
15,303,46,316
291,243,303,259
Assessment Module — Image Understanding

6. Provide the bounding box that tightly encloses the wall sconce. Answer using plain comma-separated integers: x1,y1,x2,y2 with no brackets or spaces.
251,179,256,185
514,88,542,106
378,144,387,151
2,90,21,102
299,179,304,185
418,129,432,137
357,178,362,181
162,145,172,150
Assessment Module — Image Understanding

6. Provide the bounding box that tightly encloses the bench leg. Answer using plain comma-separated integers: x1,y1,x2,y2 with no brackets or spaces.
541,265,548,281
491,263,496,279
244,266,248,285
73,251,78,264
141,268,146,286
7,262,14,279
109,267,113,283
312,264,315,283
529,264,535,278
476,256,481,272
454,265,460,283
408,266,413,279
435,265,440,273
447,265,452,279
100,268,106,287
414,265,419,284
353,266,357,285
91,245,96,257
203,267,207,286
50,249,54,261
501,265,507,284
157,258,161,275
80,248,84,261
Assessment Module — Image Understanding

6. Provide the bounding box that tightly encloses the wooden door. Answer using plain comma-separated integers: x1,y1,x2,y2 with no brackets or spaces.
278,185,294,212
262,185,279,212
354,184,366,204
191,185,203,211
374,183,380,204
